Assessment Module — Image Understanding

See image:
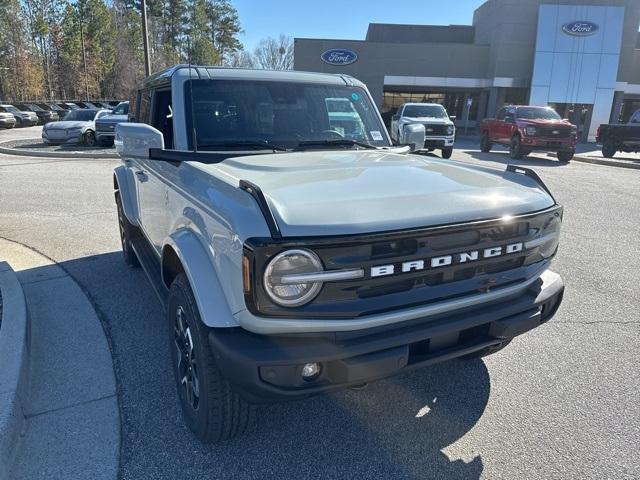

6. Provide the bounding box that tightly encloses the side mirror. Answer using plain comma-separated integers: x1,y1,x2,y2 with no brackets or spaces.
403,123,425,152
115,123,164,158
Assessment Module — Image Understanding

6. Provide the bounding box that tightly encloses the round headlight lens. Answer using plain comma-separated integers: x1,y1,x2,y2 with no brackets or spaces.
263,249,323,307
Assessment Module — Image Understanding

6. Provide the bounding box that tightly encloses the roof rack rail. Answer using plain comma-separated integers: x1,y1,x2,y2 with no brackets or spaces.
505,164,556,203
239,180,282,239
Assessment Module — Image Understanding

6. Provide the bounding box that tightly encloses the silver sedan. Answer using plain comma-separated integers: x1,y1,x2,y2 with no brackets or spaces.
42,109,110,146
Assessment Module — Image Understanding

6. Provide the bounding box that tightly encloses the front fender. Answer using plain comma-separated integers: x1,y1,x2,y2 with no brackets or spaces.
164,229,238,328
113,165,140,226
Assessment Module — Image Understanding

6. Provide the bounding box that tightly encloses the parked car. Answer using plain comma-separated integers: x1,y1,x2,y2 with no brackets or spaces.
0,104,38,127
42,108,110,146
37,102,69,120
15,103,59,124
480,105,577,162
57,102,81,111
596,108,640,158
114,65,564,443
95,101,129,146
0,111,16,129
390,103,456,158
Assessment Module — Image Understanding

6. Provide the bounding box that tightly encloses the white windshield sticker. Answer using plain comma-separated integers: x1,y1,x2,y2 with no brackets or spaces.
370,130,383,141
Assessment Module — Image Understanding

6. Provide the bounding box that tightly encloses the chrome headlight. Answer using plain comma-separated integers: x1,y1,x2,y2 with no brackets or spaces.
526,213,561,259
446,125,455,135
263,249,323,307
524,126,537,136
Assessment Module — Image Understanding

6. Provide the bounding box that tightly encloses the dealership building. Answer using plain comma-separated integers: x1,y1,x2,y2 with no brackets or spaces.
294,0,640,141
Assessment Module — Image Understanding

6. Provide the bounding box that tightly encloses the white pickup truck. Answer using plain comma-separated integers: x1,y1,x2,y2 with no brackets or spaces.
114,65,564,443
390,102,456,158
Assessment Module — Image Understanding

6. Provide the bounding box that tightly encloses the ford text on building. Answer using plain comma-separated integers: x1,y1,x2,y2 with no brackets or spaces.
294,0,640,141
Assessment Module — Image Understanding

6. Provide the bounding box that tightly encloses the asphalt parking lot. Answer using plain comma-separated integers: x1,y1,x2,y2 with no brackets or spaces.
1,127,639,479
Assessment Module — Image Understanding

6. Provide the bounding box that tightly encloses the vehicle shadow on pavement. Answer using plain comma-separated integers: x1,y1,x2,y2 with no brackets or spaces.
57,251,490,480
461,150,568,167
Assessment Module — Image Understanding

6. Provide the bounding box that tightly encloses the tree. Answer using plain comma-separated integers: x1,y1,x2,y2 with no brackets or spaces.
252,34,293,70
205,0,242,64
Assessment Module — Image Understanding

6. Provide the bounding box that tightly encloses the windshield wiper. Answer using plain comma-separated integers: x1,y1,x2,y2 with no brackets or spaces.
197,140,289,152
296,139,377,150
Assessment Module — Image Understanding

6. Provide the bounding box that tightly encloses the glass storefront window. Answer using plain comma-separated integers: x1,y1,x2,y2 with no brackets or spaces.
383,91,480,122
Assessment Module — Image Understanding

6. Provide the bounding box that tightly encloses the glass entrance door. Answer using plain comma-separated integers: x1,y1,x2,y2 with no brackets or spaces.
549,103,593,142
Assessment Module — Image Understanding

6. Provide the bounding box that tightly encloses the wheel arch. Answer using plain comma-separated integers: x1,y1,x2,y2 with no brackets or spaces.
163,229,238,328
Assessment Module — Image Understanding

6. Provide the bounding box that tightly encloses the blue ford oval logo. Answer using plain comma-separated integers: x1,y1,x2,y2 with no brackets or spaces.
321,49,358,66
562,21,599,36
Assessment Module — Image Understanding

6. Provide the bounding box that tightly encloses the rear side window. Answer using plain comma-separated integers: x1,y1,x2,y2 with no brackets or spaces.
137,89,151,124
631,111,640,123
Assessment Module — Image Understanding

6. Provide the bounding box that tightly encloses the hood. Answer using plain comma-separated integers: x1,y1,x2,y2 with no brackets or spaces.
516,118,573,127
401,116,452,125
46,120,91,129
97,114,128,124
200,150,555,237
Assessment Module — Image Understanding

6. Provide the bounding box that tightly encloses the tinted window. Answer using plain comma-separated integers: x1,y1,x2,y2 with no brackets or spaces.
630,110,640,123
137,90,151,124
496,108,506,120
516,107,561,120
64,110,98,121
402,104,447,118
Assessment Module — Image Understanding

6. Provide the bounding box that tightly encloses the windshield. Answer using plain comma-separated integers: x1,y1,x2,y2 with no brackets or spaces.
3,106,19,113
402,104,447,118
184,79,390,150
516,107,561,120
64,110,98,121
112,102,128,115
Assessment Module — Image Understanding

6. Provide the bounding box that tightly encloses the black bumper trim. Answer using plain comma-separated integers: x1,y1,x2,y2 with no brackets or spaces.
209,272,564,403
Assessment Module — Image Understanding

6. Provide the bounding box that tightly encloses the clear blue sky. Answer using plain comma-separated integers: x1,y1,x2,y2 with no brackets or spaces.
233,0,486,52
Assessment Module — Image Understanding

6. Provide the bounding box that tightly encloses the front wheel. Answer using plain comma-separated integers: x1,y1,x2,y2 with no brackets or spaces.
480,132,492,152
83,130,96,147
601,141,617,158
509,135,524,159
557,149,574,162
168,274,255,443
441,147,453,159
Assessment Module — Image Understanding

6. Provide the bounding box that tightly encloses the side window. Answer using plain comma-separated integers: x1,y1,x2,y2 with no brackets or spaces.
137,89,151,124
151,89,173,149
631,111,640,124
496,108,506,120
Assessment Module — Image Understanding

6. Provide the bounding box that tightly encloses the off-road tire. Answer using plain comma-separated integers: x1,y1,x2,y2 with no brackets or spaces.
168,274,254,443
441,147,453,159
557,150,574,162
480,132,492,152
462,339,512,359
509,135,525,159
601,141,617,159
83,130,97,147
116,194,140,267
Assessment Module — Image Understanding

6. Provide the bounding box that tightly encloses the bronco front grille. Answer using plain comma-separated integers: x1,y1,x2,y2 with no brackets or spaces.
244,206,561,319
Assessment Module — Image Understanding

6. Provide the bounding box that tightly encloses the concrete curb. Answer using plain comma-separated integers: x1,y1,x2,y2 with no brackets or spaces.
0,139,119,159
547,152,640,170
0,262,30,480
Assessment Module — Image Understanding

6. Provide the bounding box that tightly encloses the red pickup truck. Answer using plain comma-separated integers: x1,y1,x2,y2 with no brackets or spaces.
480,105,577,162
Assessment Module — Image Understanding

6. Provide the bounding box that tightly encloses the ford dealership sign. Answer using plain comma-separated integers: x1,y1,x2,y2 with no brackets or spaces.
562,21,599,36
321,49,358,66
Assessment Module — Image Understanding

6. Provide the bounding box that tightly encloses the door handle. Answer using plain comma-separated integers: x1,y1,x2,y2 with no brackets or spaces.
135,170,148,182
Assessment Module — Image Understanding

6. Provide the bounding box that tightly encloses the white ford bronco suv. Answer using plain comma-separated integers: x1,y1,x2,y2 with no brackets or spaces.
114,65,564,443
390,102,456,158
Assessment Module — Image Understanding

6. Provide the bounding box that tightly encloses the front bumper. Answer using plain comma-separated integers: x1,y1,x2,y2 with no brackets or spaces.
96,132,115,141
209,269,564,403
42,131,83,144
0,118,16,128
521,136,576,151
17,117,38,126
422,135,455,149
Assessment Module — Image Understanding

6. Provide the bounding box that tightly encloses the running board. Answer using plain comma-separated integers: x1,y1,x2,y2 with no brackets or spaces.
130,230,168,309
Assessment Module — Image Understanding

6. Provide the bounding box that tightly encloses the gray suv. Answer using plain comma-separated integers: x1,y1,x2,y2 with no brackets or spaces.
114,65,565,443
95,101,128,146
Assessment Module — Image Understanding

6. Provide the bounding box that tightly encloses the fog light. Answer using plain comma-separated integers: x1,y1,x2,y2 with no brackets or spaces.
301,362,321,380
